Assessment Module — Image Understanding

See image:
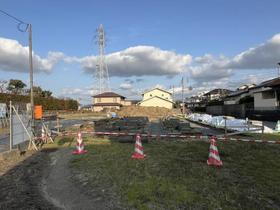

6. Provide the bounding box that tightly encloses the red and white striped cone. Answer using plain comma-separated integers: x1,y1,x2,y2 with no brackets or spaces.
131,134,146,159
72,132,87,155
41,126,47,143
207,136,223,167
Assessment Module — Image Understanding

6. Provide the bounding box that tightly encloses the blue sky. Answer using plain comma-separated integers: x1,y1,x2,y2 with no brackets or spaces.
1,0,280,104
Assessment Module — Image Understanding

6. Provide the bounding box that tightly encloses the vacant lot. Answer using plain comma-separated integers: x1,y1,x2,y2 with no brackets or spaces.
70,139,280,209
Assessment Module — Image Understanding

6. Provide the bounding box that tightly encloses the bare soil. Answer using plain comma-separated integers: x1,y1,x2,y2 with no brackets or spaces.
42,148,115,210
0,149,59,209
116,106,179,121
0,146,118,210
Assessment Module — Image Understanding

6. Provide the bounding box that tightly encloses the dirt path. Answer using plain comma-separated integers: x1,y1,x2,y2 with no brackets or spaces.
0,149,59,209
41,148,110,210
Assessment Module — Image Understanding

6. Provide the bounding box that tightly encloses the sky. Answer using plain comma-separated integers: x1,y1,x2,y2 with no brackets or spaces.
1,0,280,104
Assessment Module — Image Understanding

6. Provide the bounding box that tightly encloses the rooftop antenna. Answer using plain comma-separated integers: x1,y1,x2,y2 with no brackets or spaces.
95,24,110,94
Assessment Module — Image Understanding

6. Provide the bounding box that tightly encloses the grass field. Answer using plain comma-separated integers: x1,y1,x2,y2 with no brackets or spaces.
238,133,280,141
69,138,280,209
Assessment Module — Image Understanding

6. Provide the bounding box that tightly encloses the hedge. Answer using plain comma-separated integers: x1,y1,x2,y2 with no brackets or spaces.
0,93,78,110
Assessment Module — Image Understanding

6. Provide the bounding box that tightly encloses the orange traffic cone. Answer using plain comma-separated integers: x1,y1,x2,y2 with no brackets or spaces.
207,136,222,167
72,132,87,155
131,134,146,159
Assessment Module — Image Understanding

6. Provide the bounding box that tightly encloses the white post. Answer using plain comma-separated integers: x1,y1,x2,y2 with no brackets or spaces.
9,101,13,151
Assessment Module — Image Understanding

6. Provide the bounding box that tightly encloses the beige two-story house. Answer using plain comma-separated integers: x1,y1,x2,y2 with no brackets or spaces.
92,92,132,112
138,88,174,109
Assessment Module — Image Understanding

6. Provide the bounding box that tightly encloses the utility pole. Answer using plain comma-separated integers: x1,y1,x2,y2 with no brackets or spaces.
277,62,280,78
181,77,185,114
28,24,34,127
0,10,34,135
172,85,175,102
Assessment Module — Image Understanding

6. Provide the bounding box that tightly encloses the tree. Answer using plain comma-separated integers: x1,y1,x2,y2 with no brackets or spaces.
7,79,26,94
33,86,43,96
41,90,52,98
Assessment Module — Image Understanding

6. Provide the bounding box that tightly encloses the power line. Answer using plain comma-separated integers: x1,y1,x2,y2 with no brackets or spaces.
0,9,26,23
0,9,34,141
0,9,28,32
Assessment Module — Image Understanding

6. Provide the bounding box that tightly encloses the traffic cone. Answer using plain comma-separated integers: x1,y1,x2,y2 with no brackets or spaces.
275,120,280,132
207,136,223,167
131,134,146,159
72,132,87,155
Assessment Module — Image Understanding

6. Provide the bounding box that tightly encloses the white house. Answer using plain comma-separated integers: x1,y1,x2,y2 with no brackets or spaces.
138,88,174,109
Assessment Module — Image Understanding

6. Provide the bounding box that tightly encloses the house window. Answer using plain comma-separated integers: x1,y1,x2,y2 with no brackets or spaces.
113,98,117,102
262,91,275,99
97,98,101,102
150,94,152,97
162,94,164,97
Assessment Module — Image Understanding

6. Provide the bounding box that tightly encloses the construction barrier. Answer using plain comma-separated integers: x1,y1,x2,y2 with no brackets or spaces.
59,130,280,144
34,105,43,120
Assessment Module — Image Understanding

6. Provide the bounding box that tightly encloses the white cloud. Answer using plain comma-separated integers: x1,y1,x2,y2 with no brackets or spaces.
0,37,64,73
119,82,133,90
68,46,192,77
229,34,280,69
190,33,280,82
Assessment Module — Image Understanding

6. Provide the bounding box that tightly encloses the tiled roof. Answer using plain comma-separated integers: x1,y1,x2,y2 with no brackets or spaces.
93,92,125,98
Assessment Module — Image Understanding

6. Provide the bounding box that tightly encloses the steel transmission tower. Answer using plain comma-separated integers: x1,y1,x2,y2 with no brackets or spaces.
95,24,110,94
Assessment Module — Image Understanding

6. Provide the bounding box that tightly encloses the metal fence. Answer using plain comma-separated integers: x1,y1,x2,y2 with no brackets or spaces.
9,102,32,150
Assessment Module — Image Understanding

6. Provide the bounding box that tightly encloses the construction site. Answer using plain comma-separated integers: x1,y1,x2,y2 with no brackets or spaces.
1,2,280,210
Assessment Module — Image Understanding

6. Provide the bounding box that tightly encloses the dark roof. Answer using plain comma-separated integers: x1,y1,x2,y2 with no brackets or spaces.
92,103,122,107
258,78,280,88
130,100,141,104
93,92,125,98
226,89,248,98
204,89,233,96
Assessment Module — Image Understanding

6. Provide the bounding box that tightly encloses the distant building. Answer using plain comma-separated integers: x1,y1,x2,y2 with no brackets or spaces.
92,92,132,112
252,78,280,110
224,89,250,105
224,78,280,110
138,88,174,109
204,88,233,101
